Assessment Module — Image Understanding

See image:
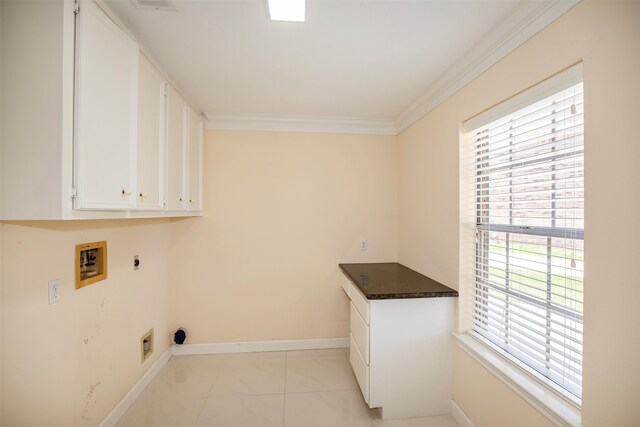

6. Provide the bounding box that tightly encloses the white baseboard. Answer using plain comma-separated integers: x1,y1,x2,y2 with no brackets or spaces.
171,337,350,356
451,400,476,427
98,348,172,427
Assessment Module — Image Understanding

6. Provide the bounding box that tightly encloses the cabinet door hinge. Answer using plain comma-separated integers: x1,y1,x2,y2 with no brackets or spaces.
71,188,78,198
73,0,80,15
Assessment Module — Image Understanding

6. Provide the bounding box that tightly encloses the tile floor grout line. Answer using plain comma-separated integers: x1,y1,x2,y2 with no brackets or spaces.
195,356,221,423
284,387,358,395
194,394,209,424
208,391,287,398
119,351,460,427
282,351,288,427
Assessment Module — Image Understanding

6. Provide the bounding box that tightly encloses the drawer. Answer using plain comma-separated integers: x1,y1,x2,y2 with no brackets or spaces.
350,282,370,324
349,333,369,404
340,272,351,298
350,302,369,363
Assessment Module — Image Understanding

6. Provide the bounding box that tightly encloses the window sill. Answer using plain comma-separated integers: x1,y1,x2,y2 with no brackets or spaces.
453,333,581,427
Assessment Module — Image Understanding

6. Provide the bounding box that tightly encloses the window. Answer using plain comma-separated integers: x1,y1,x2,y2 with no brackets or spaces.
465,65,584,402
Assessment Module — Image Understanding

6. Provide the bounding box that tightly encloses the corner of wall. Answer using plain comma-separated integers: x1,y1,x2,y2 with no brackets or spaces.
1,2,5,423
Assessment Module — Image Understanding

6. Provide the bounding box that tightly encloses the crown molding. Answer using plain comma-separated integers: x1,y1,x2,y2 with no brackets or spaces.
205,1,578,137
204,113,397,136
393,0,580,134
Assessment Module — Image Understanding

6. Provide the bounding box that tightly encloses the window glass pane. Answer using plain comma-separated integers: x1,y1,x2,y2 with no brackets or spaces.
472,80,584,402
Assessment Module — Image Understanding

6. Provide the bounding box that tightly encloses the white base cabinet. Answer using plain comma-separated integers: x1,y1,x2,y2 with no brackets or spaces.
341,272,454,420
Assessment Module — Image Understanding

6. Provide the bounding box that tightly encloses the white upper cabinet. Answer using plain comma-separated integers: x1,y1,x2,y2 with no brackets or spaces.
0,0,203,220
74,0,138,210
166,85,188,211
187,107,203,212
165,93,203,213
136,54,165,211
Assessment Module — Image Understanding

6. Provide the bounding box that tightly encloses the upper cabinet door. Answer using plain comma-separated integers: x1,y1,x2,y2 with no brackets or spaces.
165,85,187,211
187,107,203,212
136,54,165,211
75,0,138,210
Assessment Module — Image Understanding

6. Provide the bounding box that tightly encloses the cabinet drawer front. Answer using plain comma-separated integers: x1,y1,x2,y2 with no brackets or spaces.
350,303,369,364
349,334,369,404
340,273,351,298
350,283,370,325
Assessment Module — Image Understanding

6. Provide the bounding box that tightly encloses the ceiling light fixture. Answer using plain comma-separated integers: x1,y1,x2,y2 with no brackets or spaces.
268,0,305,22
130,0,177,12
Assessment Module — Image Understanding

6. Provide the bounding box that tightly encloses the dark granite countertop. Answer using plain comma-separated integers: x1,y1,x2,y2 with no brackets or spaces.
339,262,459,300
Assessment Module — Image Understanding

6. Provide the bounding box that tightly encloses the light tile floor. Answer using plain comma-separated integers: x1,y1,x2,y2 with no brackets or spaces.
117,349,460,427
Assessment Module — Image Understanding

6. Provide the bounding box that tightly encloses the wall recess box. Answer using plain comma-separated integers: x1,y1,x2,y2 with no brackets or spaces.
141,328,154,363
75,241,107,289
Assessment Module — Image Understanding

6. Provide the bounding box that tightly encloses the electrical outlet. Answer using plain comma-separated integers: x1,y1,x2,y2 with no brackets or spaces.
134,255,140,270
48,279,60,304
360,240,368,251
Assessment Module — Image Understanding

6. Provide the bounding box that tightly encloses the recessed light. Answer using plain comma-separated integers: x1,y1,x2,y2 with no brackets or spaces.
130,0,177,12
268,0,305,22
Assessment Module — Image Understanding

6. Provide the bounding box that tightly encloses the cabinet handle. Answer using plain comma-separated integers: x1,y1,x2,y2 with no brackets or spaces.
122,189,131,196
179,198,184,202
139,192,148,198
189,199,193,203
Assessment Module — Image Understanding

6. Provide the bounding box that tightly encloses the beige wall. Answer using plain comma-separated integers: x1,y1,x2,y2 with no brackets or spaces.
0,220,172,426
0,129,397,425
169,130,397,343
0,3,3,422
0,226,3,425
454,348,553,427
398,1,640,425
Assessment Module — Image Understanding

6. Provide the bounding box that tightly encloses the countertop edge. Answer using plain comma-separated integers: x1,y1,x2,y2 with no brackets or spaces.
365,291,460,300
339,263,459,300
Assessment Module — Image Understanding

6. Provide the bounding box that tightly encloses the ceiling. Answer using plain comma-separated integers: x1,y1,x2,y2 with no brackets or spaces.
102,0,575,133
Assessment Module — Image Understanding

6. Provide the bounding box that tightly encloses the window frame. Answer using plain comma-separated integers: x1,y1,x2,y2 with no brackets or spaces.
463,63,585,407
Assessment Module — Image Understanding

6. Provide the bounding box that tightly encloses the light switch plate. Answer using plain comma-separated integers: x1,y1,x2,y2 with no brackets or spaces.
48,279,61,304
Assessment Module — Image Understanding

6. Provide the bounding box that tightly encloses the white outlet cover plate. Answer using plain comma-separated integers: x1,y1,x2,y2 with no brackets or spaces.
48,279,61,304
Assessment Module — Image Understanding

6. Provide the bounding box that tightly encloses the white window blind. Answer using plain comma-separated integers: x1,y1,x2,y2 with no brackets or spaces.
466,66,584,402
